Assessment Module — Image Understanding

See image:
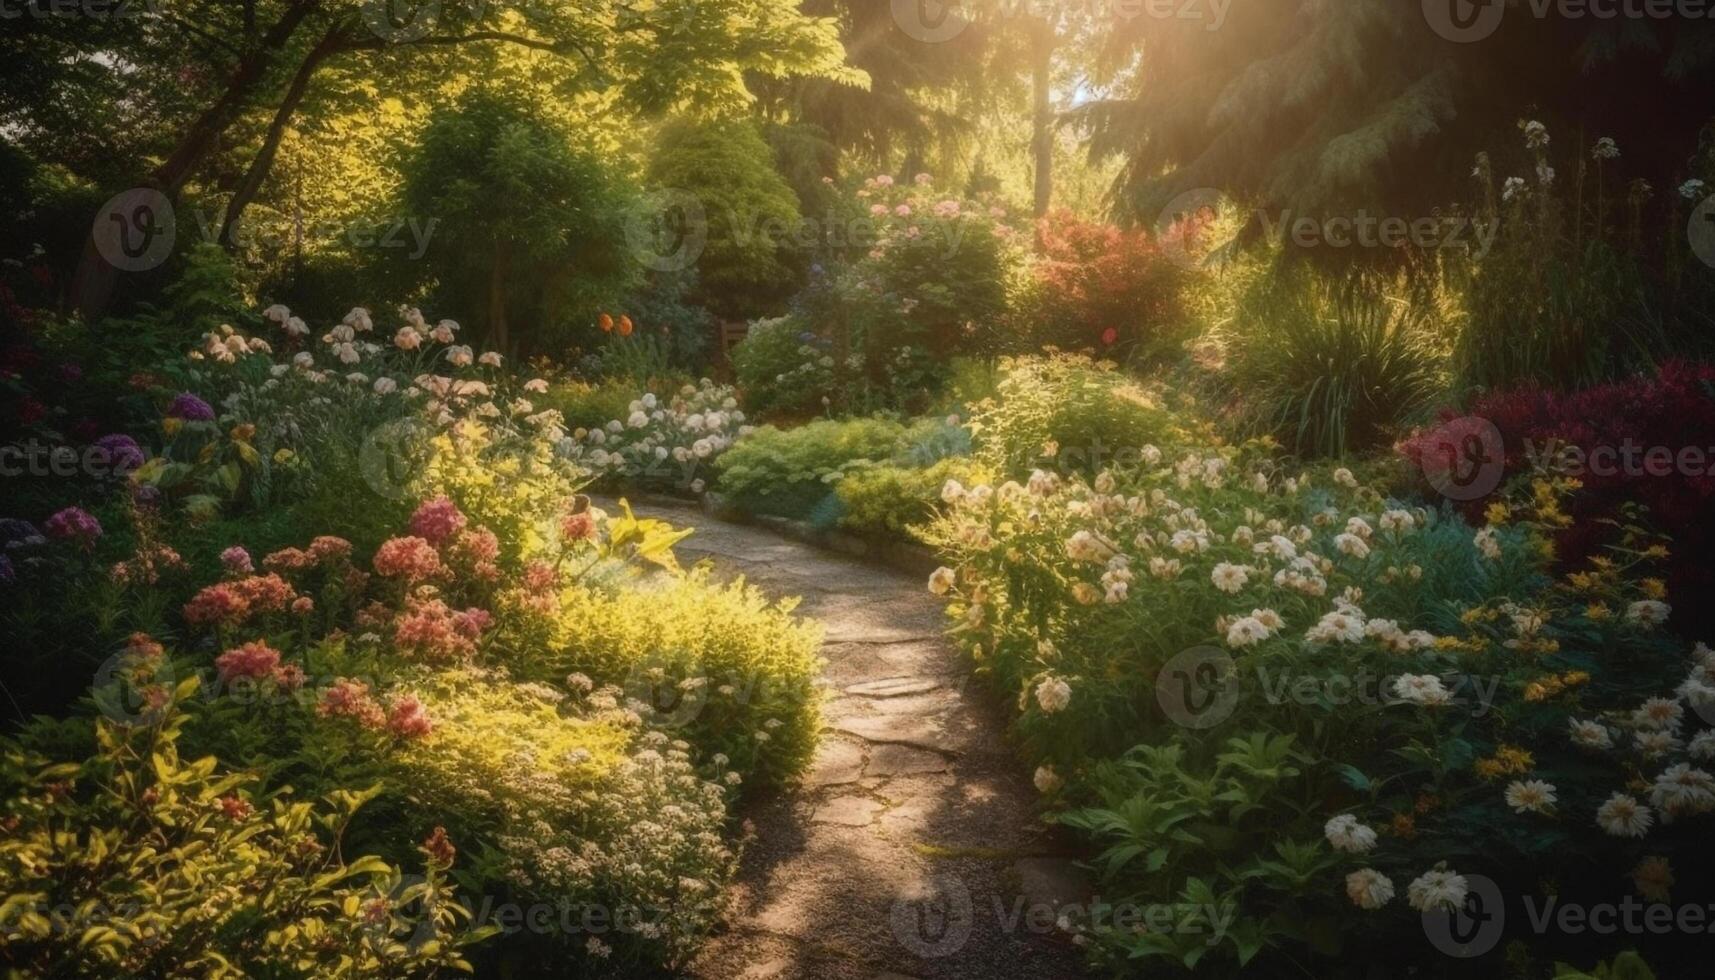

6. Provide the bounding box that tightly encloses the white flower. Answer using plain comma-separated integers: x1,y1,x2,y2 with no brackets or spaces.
1569,718,1614,750
1680,178,1708,201
1324,814,1377,854
927,567,956,596
1596,793,1653,838
1346,869,1394,910
1379,509,1415,532
1592,137,1620,161
1334,533,1371,560
1307,610,1365,645
1502,176,1527,202
1226,617,1270,648
1332,467,1357,488
1505,779,1557,814
1065,530,1111,563
940,479,967,505
430,319,459,343
1392,674,1451,706
1034,676,1072,714
333,342,360,364
1210,562,1250,594
524,378,549,393
262,303,290,323
1522,119,1550,149
1626,600,1671,628
343,306,373,331
445,345,474,367
1632,698,1685,732
291,352,314,369
394,327,422,350
1474,527,1502,560
1407,869,1469,912
1648,763,1715,817
1033,765,1062,794
373,377,398,395
478,350,503,367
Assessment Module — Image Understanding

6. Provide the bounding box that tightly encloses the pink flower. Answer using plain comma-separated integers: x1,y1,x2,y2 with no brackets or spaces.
291,596,315,616
387,694,433,740
214,640,282,683
44,507,102,547
318,678,385,728
393,598,487,662
218,795,254,820
263,547,316,573
560,511,596,543
308,536,352,562
373,536,444,583
220,546,254,576
408,497,466,546
523,561,558,593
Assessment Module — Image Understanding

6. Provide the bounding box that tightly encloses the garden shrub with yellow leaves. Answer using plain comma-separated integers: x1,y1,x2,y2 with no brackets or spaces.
0,678,486,978
923,444,1710,976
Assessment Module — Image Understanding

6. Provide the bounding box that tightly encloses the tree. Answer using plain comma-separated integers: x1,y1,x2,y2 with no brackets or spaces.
395,90,637,356
34,0,859,316
1068,0,1715,224
647,118,806,319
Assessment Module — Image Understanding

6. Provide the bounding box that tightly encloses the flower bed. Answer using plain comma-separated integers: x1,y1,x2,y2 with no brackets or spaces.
923,441,1707,973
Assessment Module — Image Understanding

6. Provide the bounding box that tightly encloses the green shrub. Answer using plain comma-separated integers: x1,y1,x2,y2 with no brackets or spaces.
713,417,910,522
0,684,484,977
730,314,838,418
836,456,993,540
1221,267,1445,459
968,353,1192,478
647,118,804,318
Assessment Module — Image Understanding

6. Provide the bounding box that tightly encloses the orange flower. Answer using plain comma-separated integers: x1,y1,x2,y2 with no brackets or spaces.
617,315,634,337
598,313,614,333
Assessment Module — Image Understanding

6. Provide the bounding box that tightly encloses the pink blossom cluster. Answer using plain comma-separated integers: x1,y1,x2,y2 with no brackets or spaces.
392,597,491,662
373,536,444,583
318,677,386,728
408,496,467,546
183,573,298,626
213,640,282,683
111,543,188,586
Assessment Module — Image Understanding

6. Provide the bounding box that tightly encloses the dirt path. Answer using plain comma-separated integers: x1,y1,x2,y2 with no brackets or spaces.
616,500,1091,980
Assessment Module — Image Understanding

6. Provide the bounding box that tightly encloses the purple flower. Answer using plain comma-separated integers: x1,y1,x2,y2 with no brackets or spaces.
0,519,41,547
43,506,102,546
220,546,254,576
93,434,146,476
131,484,162,508
166,392,216,422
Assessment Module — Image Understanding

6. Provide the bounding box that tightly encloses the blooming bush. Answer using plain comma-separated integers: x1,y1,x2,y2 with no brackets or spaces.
922,442,1707,973
1010,209,1194,361
558,379,751,494
1401,359,1715,637
713,417,918,523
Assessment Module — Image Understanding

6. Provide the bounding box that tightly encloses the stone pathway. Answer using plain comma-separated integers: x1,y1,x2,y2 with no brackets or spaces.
613,500,1091,980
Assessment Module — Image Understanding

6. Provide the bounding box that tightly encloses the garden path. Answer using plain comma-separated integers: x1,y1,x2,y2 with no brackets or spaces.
614,499,1092,980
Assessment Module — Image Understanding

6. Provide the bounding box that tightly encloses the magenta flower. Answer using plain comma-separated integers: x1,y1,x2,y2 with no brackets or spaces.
166,392,215,422
43,507,102,547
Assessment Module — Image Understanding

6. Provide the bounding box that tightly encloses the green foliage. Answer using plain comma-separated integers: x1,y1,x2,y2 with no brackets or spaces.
0,683,484,977
1220,266,1445,459
714,417,911,521
396,90,639,354
730,314,838,417
836,455,992,540
967,353,1192,478
648,118,805,318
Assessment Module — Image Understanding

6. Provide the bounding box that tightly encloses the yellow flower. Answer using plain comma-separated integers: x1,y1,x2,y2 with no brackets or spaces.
1586,602,1613,622
1643,544,1669,560
1485,501,1512,525
1566,572,1597,591
1641,579,1668,600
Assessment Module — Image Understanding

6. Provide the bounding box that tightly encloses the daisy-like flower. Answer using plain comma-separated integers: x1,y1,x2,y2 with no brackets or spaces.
1250,608,1284,632
1210,562,1250,594
1595,792,1653,838
1632,856,1673,904
1324,814,1378,854
1569,718,1614,750
1626,600,1671,628
1648,763,1715,817
1407,868,1469,912
1634,730,1682,758
1307,610,1365,645
1346,869,1395,910
1632,698,1685,732
1505,779,1557,814
927,567,956,596
1226,617,1270,648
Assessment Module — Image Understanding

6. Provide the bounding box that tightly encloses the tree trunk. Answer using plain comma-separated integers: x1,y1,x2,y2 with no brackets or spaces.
70,0,321,318
488,240,512,356
218,25,347,249
1030,20,1055,224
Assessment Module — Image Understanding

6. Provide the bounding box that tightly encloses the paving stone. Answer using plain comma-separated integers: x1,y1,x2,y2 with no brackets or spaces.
847,676,943,698
813,796,884,826
834,716,958,753
806,739,867,787
866,744,951,777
